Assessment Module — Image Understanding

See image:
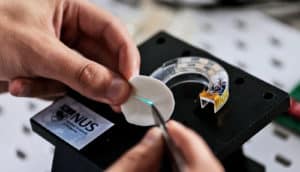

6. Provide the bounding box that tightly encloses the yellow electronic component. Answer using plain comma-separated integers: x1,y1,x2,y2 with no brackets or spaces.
200,87,229,113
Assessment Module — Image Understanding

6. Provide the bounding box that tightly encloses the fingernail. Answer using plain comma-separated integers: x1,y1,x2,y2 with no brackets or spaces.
105,77,129,104
142,128,162,145
167,120,185,129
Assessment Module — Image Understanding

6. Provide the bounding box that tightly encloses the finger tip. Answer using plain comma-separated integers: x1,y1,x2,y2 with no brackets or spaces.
8,80,27,97
106,77,131,105
8,87,19,97
111,105,122,113
142,127,163,145
149,127,162,135
118,82,131,104
167,120,182,129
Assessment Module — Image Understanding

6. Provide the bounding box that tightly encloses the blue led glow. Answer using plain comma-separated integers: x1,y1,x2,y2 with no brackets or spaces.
134,96,154,106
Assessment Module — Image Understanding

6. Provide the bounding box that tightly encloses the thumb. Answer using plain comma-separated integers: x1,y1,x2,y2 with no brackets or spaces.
36,39,131,105
106,128,164,172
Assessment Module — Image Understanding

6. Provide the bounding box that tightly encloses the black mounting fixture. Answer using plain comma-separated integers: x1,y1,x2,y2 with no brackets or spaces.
31,31,289,172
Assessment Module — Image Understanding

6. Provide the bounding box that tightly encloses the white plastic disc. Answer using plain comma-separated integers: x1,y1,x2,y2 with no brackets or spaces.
121,75,175,126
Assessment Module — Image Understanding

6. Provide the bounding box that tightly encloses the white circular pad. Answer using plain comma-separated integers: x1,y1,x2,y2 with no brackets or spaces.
121,75,175,126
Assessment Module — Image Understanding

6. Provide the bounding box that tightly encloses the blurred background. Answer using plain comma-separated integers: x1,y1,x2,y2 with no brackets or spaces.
1,0,300,171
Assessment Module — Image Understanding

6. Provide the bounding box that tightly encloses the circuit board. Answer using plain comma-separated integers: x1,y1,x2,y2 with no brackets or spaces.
276,83,300,133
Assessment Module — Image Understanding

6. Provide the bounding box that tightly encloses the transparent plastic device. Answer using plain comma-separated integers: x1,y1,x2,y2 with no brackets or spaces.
151,56,229,113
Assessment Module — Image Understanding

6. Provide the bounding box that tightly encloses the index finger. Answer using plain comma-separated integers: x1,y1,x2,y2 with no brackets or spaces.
76,1,140,79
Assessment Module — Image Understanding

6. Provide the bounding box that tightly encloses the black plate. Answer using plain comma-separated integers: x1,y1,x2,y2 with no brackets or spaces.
31,31,289,171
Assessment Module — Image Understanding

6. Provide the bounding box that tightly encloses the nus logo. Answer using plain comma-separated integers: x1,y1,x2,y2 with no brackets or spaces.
54,104,99,132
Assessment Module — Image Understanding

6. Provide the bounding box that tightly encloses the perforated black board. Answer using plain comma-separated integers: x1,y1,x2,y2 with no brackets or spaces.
31,31,289,171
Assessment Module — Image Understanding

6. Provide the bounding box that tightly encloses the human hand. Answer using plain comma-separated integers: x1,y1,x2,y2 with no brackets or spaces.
167,121,224,172
106,120,224,172
0,0,140,108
